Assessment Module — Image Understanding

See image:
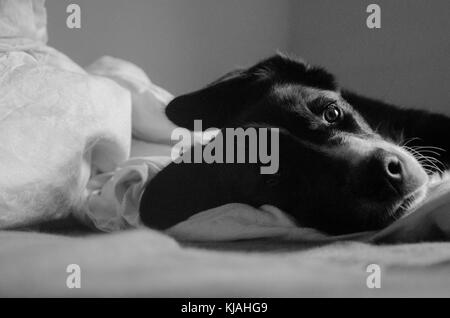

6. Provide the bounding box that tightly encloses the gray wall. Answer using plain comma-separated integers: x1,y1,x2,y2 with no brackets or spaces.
46,0,449,113
289,0,450,114
46,0,291,95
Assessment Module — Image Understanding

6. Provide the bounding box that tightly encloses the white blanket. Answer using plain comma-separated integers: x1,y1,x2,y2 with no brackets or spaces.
0,0,178,230
0,0,133,228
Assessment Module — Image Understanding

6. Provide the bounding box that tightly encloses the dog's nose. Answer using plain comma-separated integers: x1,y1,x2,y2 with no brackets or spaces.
383,154,404,192
385,155,403,181
371,148,427,196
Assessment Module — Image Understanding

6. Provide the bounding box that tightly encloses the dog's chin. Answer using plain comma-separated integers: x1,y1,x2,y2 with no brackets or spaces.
387,184,428,221
356,183,429,232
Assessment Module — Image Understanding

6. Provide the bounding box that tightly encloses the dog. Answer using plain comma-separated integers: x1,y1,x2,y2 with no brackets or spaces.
139,54,450,235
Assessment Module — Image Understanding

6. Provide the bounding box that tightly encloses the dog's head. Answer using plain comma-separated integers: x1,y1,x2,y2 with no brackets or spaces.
143,54,428,234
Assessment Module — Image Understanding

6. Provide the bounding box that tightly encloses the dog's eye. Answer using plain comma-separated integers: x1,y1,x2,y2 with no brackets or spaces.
323,105,342,123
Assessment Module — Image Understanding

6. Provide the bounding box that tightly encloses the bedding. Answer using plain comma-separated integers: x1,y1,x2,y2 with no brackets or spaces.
0,0,450,297
0,0,131,228
1,230,450,297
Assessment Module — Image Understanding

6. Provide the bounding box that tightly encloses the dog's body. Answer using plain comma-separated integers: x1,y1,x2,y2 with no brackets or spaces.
140,54,450,235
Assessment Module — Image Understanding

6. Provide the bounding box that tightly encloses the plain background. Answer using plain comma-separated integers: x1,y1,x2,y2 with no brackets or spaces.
46,0,449,114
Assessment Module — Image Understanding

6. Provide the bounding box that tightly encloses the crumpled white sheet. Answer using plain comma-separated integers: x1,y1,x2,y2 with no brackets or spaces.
81,157,172,231
0,0,133,228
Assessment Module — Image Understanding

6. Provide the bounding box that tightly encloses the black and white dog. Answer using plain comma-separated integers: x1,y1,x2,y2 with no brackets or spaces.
140,54,450,235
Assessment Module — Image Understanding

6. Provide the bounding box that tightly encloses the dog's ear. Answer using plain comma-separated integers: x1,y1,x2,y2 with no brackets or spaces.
165,69,271,130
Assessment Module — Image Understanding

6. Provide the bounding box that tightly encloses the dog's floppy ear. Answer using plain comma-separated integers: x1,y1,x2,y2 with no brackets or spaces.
165,69,271,130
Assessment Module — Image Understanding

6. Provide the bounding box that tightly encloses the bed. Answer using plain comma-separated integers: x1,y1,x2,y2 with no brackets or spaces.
1,228,450,297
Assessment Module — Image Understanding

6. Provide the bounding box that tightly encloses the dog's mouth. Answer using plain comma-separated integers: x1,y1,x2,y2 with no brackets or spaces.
389,184,428,220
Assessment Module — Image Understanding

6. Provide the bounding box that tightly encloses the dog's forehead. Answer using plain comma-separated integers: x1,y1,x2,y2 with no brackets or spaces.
271,84,341,106
299,86,341,102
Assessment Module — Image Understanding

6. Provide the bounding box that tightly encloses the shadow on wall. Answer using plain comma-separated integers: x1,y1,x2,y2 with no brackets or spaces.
47,0,449,113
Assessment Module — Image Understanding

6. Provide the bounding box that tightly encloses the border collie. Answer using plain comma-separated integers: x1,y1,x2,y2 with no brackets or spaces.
139,54,450,235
